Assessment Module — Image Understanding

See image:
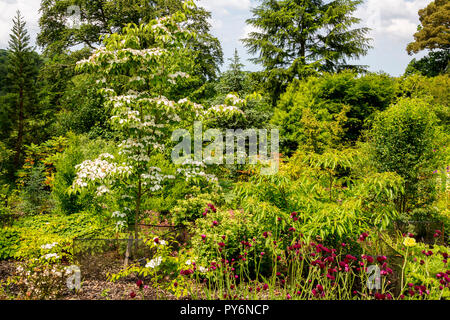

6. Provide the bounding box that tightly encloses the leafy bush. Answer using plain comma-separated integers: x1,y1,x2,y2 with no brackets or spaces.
273,71,397,154
51,133,114,215
0,229,20,260
368,97,443,213
19,165,50,215
9,212,115,260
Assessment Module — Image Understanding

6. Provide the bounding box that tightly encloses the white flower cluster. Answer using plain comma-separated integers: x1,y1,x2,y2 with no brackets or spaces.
73,154,132,188
176,159,218,183
96,185,110,196
198,266,208,273
146,256,163,269
225,94,245,105
77,47,166,68
42,253,60,260
141,167,175,192
206,104,245,116
40,242,58,250
112,211,127,219
168,72,190,84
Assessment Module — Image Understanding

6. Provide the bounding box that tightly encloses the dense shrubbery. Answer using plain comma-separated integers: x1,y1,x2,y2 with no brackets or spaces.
0,0,448,301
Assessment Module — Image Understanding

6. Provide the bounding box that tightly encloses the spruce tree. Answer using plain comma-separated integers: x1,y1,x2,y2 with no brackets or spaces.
7,11,37,171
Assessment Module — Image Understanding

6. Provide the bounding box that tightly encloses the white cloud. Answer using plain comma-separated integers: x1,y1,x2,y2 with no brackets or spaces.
241,24,261,41
196,0,252,11
355,0,429,41
0,0,41,49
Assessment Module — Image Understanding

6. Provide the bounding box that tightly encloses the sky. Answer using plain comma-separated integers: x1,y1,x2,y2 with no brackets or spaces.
0,0,431,77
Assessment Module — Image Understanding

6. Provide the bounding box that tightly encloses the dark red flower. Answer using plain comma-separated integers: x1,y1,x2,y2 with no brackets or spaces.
130,291,136,299
136,280,143,288
377,256,387,263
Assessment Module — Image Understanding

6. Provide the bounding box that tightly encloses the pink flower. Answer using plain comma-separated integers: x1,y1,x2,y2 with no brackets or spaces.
377,256,387,263
212,221,219,226
201,234,206,240
263,283,269,290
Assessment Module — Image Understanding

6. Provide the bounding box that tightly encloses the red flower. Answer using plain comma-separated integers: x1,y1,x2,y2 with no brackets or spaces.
263,283,269,290
130,291,136,299
218,242,225,247
377,256,387,263
212,221,219,226
136,280,143,288
359,232,369,241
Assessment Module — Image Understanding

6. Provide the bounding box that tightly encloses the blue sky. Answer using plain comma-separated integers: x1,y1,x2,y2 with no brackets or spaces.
0,0,430,77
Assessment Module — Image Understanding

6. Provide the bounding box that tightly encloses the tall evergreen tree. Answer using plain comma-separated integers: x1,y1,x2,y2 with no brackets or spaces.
7,11,39,172
242,0,371,104
216,49,247,94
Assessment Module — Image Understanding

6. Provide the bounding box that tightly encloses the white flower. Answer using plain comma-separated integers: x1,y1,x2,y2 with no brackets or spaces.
40,242,58,250
198,266,208,273
146,256,163,269
42,253,60,260
185,259,192,265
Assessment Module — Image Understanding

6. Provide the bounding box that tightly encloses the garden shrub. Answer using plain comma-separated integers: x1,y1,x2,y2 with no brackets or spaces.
51,133,114,215
273,71,397,154
0,228,20,260
9,211,115,259
368,97,443,213
19,164,50,215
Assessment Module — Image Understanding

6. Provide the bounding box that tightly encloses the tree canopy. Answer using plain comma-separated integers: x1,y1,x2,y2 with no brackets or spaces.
242,0,371,103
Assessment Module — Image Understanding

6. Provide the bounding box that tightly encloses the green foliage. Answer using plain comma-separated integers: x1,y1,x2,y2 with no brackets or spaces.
396,74,450,128
6,11,42,171
368,97,443,213
38,0,223,81
0,229,20,260
405,50,450,77
171,191,223,226
243,0,371,102
273,72,397,154
51,134,114,215
9,211,114,260
19,165,50,215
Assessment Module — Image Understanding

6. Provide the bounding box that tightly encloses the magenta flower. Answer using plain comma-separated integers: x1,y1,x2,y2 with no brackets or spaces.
130,291,136,298
201,234,206,240
212,220,219,226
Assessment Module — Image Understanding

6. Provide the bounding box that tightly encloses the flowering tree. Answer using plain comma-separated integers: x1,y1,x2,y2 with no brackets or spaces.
70,2,245,264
